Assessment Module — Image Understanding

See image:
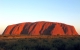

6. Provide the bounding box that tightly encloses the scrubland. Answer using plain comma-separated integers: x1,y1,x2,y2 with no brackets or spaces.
0,35,80,50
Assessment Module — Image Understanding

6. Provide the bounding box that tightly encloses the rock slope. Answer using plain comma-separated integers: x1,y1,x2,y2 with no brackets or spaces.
3,21,78,35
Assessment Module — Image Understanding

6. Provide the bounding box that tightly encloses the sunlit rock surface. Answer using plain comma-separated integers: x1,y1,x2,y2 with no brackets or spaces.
3,21,78,35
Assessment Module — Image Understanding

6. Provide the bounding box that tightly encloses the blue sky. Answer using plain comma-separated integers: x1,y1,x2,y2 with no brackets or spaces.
0,0,80,34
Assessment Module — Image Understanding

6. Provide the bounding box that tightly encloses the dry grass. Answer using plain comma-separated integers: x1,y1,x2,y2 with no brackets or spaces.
0,35,79,39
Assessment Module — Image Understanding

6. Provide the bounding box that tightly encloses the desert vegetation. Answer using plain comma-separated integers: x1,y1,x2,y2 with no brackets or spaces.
0,35,80,50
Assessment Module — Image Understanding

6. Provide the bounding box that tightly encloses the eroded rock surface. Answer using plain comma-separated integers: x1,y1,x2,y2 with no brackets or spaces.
3,21,78,35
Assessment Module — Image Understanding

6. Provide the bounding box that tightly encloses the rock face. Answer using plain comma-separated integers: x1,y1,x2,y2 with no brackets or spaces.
3,21,78,35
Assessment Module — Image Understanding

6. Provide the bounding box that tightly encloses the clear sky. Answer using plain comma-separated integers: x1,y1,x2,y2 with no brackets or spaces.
0,0,80,34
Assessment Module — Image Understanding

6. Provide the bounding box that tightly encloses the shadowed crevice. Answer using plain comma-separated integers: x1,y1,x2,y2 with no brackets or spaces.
39,23,46,34
29,23,37,34
64,27,68,33
42,24,56,35
20,23,34,35
21,23,35,35
10,24,19,35
27,23,34,33
62,27,68,33
20,23,29,35
61,24,68,33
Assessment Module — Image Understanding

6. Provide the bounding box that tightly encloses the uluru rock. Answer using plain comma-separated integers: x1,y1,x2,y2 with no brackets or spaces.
3,21,78,35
